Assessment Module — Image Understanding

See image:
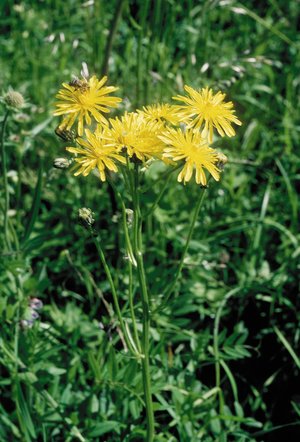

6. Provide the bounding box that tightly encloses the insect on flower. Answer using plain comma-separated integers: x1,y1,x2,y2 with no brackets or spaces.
68,62,90,92
54,74,121,136
55,125,75,141
68,76,90,93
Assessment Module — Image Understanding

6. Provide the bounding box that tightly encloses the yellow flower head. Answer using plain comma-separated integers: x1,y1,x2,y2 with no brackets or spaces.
54,75,122,136
66,128,126,181
106,112,165,162
173,86,242,143
138,103,182,125
159,128,220,186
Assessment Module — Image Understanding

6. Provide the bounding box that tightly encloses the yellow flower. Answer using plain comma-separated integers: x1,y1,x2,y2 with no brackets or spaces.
54,75,122,136
66,128,126,181
159,128,220,185
173,86,242,143
106,112,165,161
138,103,182,125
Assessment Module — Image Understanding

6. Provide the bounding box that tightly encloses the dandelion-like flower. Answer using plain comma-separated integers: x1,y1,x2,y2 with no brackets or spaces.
173,86,242,143
54,75,122,136
66,128,126,181
159,128,220,185
138,103,182,125
106,112,165,161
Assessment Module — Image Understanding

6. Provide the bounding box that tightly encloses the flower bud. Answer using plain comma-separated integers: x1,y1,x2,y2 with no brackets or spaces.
78,207,95,229
31,310,39,320
53,157,70,169
30,298,43,310
125,208,134,227
4,89,25,109
20,319,34,329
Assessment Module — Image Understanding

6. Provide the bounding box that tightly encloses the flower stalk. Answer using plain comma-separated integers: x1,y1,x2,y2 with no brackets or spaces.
1,110,11,250
132,164,155,442
158,183,208,312
93,234,138,356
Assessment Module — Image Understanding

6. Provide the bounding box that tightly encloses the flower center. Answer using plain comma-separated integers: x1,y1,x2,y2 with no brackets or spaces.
76,90,95,109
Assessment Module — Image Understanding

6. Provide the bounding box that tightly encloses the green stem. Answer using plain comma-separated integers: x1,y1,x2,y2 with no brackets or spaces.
93,235,137,355
136,0,150,107
141,163,181,194
128,262,141,353
213,288,241,419
143,171,172,219
158,185,207,311
16,148,22,231
101,0,126,76
0,200,19,251
213,303,225,418
107,176,137,267
132,164,155,442
14,276,22,373
1,110,11,250
107,175,141,352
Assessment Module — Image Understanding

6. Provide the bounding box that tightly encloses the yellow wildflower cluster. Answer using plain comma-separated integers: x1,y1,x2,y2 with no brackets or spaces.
54,74,241,185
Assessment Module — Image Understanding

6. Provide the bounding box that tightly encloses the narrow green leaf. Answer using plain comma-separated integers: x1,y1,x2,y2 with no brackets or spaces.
87,421,121,437
15,382,36,440
274,326,300,369
22,163,43,243
30,117,53,137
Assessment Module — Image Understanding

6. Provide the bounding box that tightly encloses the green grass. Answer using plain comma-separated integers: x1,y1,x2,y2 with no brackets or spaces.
1,0,300,441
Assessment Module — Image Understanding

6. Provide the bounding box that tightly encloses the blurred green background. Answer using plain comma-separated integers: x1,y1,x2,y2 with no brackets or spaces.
0,1,299,441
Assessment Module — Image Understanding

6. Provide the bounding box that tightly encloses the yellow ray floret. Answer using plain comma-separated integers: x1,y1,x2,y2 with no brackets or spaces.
106,112,165,161
54,75,122,136
159,128,220,186
173,86,242,143
66,128,126,181
138,103,182,125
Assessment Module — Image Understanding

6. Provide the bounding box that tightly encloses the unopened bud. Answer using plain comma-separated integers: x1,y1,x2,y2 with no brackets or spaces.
4,89,25,110
53,157,70,169
20,319,34,329
78,207,95,229
216,153,228,170
30,298,43,310
125,208,134,227
112,213,120,223
31,310,39,320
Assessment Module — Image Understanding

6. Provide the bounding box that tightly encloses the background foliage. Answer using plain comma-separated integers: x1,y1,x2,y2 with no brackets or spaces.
0,0,299,441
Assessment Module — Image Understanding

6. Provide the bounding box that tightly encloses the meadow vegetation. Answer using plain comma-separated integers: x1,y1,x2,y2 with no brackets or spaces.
0,1,299,441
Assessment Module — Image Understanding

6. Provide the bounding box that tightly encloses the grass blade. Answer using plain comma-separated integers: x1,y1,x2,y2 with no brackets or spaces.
22,162,43,243
274,326,300,369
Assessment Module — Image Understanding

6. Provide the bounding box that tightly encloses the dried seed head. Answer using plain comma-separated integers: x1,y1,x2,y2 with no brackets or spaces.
78,207,95,229
53,157,70,169
4,89,25,109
